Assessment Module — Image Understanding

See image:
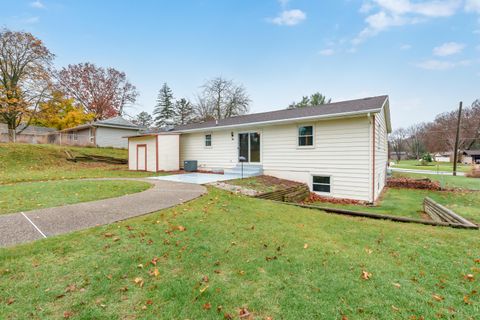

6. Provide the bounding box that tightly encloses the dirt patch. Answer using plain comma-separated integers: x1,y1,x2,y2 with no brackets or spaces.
303,193,366,205
387,177,443,191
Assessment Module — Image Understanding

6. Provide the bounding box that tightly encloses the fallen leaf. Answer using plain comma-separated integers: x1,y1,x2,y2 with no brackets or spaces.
199,285,209,293
217,305,223,313
239,307,251,318
151,257,160,265
203,302,212,310
303,243,309,249
104,233,113,238
146,299,153,305
464,274,475,282
177,225,186,232
463,295,472,305
341,316,348,320
361,270,372,280
393,283,401,288
6,297,15,305
224,313,233,319
202,275,209,283
63,311,74,318
134,277,144,287
433,294,444,302
365,248,373,254
137,264,144,269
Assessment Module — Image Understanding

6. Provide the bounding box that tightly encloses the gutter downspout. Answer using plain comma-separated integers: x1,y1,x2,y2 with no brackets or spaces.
372,114,376,204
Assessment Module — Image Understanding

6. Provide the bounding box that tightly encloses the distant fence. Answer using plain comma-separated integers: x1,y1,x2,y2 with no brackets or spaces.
0,131,94,146
47,132,94,146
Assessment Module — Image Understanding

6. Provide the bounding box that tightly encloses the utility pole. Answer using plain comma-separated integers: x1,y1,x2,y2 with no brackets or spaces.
452,101,463,176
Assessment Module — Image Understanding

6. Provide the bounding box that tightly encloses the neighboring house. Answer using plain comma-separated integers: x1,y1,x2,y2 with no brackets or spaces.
434,152,452,163
462,150,480,164
127,95,391,203
0,123,55,144
54,116,141,148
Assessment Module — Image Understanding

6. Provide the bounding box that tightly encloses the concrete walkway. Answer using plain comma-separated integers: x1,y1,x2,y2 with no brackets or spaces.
391,167,465,176
0,179,206,247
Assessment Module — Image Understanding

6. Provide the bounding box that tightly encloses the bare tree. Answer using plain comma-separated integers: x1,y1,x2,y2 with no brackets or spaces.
196,77,250,120
57,62,138,120
389,128,408,162
405,123,426,160
0,28,54,141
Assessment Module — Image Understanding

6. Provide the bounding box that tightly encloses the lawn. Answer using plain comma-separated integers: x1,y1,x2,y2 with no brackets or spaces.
0,143,166,184
0,187,479,319
0,180,151,215
393,159,471,173
310,187,480,223
227,175,302,193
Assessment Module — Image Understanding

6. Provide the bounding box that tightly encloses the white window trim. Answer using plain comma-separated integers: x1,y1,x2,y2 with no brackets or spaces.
311,174,332,194
204,133,212,148
297,124,315,149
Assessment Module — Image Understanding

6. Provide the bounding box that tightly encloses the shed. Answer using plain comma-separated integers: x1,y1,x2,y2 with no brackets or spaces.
462,150,480,164
127,133,180,172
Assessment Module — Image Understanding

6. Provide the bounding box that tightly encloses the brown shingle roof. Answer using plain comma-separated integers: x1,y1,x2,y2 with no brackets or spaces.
173,95,388,132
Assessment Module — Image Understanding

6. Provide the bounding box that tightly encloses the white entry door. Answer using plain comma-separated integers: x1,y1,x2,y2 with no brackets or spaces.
137,145,147,171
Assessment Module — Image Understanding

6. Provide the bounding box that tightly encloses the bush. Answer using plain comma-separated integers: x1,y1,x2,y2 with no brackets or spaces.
466,167,480,178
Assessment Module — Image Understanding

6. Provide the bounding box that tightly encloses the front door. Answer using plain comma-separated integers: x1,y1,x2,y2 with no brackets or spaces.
238,132,260,163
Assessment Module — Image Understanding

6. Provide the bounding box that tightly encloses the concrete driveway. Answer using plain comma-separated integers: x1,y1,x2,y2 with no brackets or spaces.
0,179,205,247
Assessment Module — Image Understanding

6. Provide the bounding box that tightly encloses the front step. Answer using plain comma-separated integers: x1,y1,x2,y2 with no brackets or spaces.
224,164,263,177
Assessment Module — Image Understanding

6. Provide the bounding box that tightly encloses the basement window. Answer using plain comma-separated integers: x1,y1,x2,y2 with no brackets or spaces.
205,134,212,147
312,176,331,193
298,125,313,147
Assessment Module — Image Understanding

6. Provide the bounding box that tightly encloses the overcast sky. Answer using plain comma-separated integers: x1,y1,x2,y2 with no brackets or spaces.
2,0,479,129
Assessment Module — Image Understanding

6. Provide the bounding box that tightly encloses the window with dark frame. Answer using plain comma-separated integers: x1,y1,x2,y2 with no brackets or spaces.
312,176,330,193
298,125,313,146
205,134,212,147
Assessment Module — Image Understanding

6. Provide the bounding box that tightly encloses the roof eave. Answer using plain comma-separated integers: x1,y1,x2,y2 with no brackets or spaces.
173,108,383,133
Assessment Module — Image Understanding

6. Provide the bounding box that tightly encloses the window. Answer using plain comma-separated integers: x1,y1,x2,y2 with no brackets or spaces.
73,131,78,141
312,176,331,193
205,134,212,147
298,125,313,146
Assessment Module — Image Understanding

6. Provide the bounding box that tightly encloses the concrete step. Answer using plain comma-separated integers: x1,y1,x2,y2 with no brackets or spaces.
224,164,263,177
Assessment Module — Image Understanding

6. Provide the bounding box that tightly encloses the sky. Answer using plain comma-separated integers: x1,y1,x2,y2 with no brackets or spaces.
1,0,479,129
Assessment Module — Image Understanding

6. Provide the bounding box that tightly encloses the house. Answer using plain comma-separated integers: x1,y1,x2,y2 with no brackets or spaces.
126,95,391,203
53,116,141,148
462,150,480,164
434,152,452,163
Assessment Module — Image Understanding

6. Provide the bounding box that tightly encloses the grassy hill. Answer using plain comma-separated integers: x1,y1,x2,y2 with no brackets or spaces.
0,188,479,319
0,143,162,184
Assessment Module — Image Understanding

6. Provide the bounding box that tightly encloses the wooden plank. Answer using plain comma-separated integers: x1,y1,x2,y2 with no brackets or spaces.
276,202,478,229
424,197,477,227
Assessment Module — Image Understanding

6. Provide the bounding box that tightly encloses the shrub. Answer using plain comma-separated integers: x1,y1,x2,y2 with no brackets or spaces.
466,166,480,178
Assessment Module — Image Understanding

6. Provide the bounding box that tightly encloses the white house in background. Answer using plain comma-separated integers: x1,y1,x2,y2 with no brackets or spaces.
126,95,392,203
56,116,141,148
434,152,452,163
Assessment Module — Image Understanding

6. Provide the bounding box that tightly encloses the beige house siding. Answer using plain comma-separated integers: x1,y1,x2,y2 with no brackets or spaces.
128,136,157,172
373,108,389,201
262,117,372,201
157,134,180,171
180,131,238,171
180,116,376,201
96,127,139,148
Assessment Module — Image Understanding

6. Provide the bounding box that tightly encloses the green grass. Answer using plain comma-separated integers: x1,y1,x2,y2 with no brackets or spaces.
0,180,151,215
227,175,300,193
393,171,480,190
393,159,471,173
0,188,479,319
0,143,166,184
311,188,480,222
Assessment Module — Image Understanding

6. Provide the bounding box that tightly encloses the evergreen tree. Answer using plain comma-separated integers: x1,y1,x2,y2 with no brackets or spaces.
134,111,153,128
174,98,194,125
153,83,175,127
